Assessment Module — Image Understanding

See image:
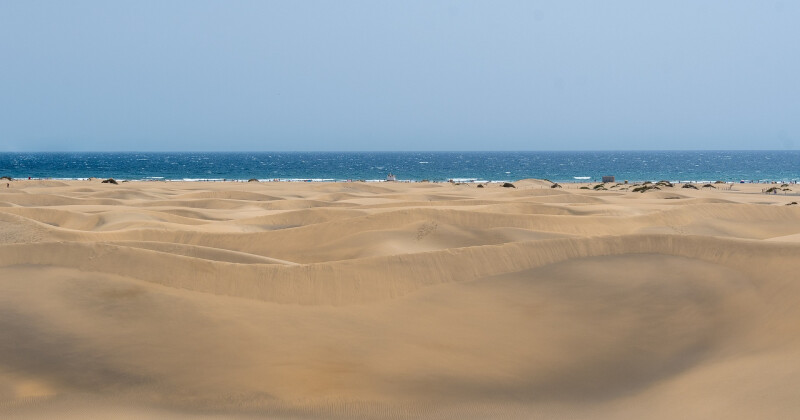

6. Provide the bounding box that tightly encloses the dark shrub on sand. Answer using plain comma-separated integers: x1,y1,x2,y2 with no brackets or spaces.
101,178,118,184
502,183,516,188
788,202,798,206
248,178,259,182
580,186,590,190
766,187,779,193
632,185,661,193
0,176,12,181
656,180,673,187
715,180,726,184
682,184,698,189
702,184,716,189
477,184,484,188
550,183,562,189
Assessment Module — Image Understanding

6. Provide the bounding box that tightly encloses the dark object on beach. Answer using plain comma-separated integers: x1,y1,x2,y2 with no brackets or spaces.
702,184,716,189
101,178,118,184
783,188,792,192
0,176,11,181
592,184,606,190
788,202,798,206
502,183,516,188
643,181,652,185
632,185,661,193
781,184,789,188
248,178,259,182
682,184,698,189
656,180,673,188
580,186,590,190
550,183,562,189
477,184,484,188
715,180,726,184
765,187,779,193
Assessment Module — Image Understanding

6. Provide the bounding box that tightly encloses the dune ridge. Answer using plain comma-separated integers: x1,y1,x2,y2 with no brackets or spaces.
1,234,797,305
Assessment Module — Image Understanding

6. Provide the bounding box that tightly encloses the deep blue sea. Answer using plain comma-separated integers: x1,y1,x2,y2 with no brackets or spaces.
0,151,798,183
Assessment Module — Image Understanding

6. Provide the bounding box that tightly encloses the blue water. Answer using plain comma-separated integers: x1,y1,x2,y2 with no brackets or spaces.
0,151,798,183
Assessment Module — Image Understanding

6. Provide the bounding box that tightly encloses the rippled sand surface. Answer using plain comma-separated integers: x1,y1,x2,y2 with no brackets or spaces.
1,179,799,419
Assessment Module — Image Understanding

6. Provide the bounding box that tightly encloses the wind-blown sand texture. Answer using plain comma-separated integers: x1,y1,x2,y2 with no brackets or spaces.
1,179,799,419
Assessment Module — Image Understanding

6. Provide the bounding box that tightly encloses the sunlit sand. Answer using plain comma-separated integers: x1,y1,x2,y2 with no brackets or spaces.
1,179,799,419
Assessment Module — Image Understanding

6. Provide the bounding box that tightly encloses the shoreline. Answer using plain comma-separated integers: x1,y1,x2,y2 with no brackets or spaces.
4,176,799,185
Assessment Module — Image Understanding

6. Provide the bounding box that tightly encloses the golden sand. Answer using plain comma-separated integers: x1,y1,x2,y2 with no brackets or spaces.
1,179,799,419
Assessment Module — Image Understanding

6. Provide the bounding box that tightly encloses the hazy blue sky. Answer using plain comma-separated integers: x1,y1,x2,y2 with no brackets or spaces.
1,1,798,151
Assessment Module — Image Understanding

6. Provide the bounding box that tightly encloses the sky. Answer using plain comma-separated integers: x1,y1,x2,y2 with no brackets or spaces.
0,0,798,151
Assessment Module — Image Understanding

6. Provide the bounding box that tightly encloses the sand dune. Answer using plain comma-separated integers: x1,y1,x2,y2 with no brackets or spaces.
1,180,799,419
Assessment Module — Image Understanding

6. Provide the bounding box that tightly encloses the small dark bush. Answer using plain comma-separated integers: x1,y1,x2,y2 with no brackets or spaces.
715,180,726,184
550,183,562,189
477,184,484,188
101,178,118,184
502,183,516,188
0,176,12,181
682,184,698,189
766,187,779,193
248,178,259,182
788,202,798,206
632,185,661,193
702,184,716,189
580,186,590,190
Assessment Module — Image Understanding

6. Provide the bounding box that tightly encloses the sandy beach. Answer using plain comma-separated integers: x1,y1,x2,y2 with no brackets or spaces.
1,178,799,419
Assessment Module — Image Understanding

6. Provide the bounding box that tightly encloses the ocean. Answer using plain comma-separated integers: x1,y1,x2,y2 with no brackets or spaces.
0,151,798,183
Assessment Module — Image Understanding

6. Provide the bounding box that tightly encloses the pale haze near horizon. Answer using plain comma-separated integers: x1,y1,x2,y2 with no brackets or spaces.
1,1,798,152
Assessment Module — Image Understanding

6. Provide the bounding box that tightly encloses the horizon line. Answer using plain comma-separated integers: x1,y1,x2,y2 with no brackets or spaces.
1,149,798,154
